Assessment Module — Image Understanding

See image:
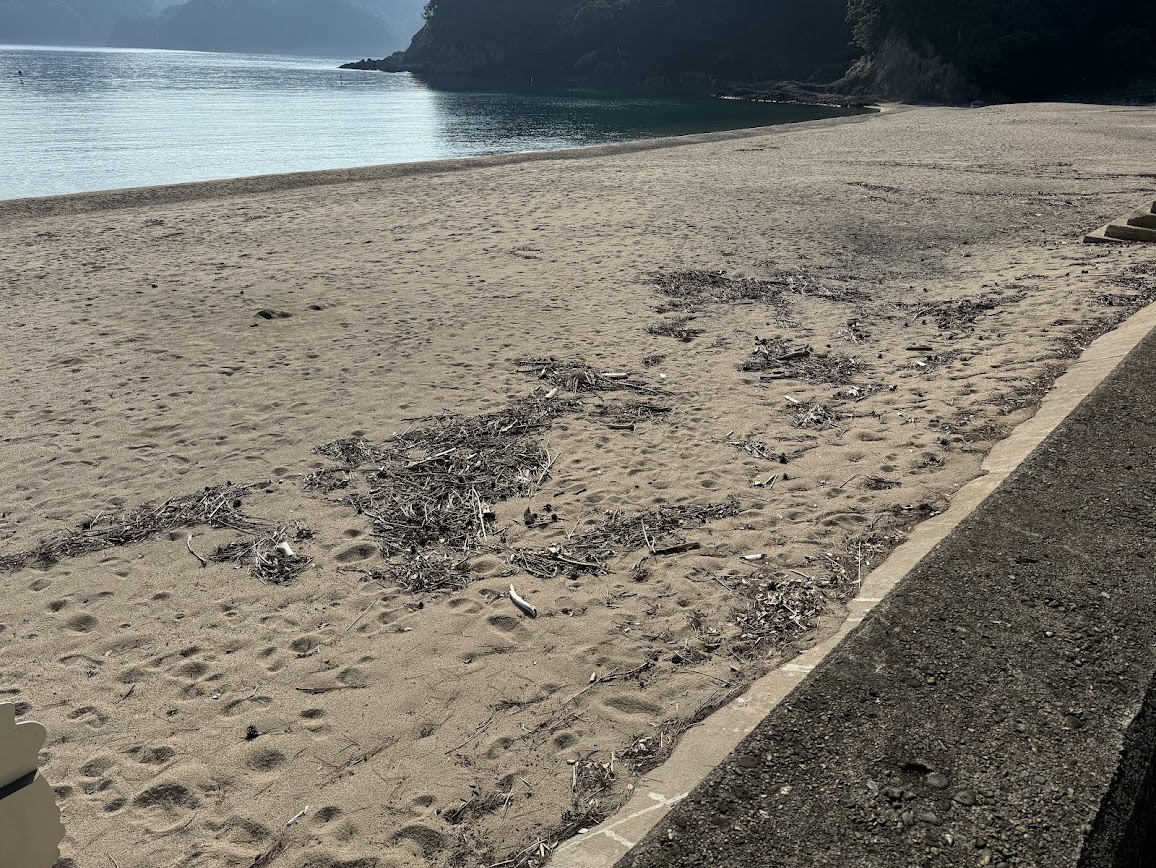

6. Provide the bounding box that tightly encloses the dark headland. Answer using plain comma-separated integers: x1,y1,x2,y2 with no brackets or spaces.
342,0,1156,105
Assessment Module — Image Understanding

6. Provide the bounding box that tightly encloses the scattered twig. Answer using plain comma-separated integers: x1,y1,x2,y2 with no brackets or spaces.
185,534,207,568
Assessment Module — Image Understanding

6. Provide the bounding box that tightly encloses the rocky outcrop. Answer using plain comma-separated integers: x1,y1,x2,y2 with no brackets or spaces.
341,23,512,74
835,35,976,103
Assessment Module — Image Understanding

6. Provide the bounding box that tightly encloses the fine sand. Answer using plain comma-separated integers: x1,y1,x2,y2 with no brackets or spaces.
1,102,1153,868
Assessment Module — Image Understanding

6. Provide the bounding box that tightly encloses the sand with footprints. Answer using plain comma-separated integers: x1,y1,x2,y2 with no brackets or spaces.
1,102,1154,867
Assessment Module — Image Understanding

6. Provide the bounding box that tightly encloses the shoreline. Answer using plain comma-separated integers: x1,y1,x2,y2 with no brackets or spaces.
1,102,1153,868
0,109,881,221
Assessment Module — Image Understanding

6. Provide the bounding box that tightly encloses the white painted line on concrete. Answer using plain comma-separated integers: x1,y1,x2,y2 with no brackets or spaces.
781,663,815,674
550,300,1156,868
601,830,636,849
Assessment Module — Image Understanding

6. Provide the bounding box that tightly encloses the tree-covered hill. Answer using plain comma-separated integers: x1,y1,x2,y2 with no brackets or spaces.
846,0,1156,100
349,0,1155,102
363,0,856,83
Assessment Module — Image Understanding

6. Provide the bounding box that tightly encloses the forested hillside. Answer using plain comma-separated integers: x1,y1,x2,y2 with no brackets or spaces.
350,0,1155,102
847,0,1156,100
369,0,855,83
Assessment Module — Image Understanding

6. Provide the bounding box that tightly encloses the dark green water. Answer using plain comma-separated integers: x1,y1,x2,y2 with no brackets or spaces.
0,44,860,201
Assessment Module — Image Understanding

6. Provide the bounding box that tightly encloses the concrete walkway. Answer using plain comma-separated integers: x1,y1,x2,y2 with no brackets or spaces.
616,324,1156,867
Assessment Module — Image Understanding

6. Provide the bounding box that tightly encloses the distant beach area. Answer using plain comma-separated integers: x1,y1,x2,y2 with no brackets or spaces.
1,102,1153,867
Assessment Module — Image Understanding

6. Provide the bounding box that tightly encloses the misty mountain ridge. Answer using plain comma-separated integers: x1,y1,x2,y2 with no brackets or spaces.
0,0,425,57
0,0,157,46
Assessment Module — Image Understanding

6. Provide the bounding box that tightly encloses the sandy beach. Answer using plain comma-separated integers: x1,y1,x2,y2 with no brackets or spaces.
1,102,1153,868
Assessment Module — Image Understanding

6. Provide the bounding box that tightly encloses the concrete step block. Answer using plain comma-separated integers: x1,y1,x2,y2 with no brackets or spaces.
1105,222,1156,242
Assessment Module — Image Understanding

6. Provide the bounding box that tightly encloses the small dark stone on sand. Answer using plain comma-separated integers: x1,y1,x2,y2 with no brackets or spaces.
736,755,760,769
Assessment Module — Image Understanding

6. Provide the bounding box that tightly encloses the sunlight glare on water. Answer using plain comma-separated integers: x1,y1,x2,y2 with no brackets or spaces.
0,45,854,201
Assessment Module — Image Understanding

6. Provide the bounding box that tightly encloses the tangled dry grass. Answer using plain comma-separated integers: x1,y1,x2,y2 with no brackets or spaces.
646,316,704,342
893,293,1019,331
741,337,863,385
651,269,788,310
311,396,571,593
0,483,312,582
507,499,741,581
515,358,666,395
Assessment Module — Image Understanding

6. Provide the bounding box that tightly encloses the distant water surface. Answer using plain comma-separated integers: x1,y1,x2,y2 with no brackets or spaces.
0,45,857,201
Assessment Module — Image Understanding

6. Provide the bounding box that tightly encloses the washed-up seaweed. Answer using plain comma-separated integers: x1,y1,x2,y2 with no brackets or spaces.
309,397,573,595
371,552,472,595
742,337,862,385
592,400,673,428
652,269,788,308
514,357,667,395
0,483,262,573
507,499,740,580
790,401,844,430
337,396,566,558
773,269,866,303
729,575,826,659
646,316,703,342
209,525,313,584
895,291,1024,331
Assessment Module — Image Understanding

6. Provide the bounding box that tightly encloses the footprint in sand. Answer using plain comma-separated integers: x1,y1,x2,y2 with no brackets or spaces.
290,635,322,655
134,745,176,765
602,693,661,718
132,780,200,828
79,755,115,778
215,815,272,846
221,694,272,717
312,805,342,825
486,614,522,634
67,704,109,728
392,825,446,858
484,735,514,760
245,746,285,773
174,660,210,679
336,666,368,687
334,543,378,564
65,611,101,638
446,599,483,617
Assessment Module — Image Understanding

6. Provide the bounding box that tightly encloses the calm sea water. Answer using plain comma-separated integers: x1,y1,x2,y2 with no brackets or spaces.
0,45,852,201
